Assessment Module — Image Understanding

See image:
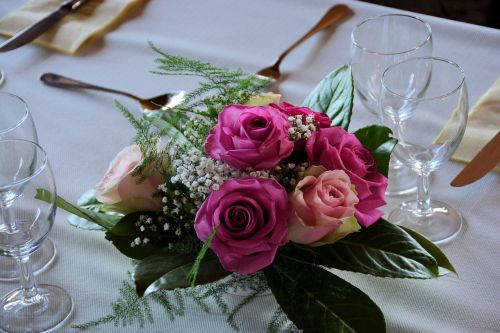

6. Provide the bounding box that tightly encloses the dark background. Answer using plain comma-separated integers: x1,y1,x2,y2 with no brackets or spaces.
360,0,499,29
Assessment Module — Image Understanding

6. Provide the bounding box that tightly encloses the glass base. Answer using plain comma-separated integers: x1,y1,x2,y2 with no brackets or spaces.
0,70,4,86
0,284,73,333
386,162,417,196
388,200,463,244
0,238,56,282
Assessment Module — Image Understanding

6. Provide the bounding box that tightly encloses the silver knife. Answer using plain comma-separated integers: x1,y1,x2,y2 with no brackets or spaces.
0,0,90,52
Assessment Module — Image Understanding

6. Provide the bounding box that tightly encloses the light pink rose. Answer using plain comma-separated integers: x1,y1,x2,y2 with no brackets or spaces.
288,166,360,246
306,127,387,227
95,145,163,213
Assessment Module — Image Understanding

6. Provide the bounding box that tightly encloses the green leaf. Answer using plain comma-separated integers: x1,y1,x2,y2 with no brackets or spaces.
265,256,385,333
35,189,117,230
281,218,440,279
400,226,457,275
303,65,354,130
134,252,229,297
66,189,122,231
354,125,397,177
105,212,176,260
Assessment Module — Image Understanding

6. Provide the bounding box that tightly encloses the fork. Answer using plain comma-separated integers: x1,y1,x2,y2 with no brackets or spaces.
256,4,352,80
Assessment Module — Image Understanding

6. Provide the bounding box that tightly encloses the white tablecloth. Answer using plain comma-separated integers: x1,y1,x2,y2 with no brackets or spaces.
1,0,499,332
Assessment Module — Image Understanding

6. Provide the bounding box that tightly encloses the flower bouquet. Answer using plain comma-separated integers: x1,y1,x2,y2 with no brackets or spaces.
40,45,455,332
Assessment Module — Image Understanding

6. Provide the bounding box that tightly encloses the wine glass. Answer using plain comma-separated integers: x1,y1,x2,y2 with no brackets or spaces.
380,57,468,244
350,14,433,196
0,92,57,282
0,139,73,332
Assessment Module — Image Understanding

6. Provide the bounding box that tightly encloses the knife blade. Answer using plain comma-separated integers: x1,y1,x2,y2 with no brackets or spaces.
0,0,90,52
451,131,500,187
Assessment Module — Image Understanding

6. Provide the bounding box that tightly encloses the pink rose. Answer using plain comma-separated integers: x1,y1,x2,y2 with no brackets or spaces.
194,177,289,274
95,145,163,213
306,127,387,227
205,104,294,170
288,166,360,246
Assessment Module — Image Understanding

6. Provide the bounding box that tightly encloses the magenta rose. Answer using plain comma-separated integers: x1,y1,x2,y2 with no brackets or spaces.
288,166,360,246
205,104,293,170
194,177,288,274
276,102,331,159
306,127,387,227
277,102,331,129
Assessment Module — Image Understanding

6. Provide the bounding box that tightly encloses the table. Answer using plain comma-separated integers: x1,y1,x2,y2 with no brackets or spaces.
1,0,499,332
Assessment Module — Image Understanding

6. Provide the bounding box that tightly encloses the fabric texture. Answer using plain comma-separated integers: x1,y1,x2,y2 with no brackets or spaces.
451,78,499,171
0,0,499,332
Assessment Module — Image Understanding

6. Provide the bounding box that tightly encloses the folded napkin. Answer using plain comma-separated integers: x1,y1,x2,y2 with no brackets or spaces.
451,78,500,172
0,0,144,55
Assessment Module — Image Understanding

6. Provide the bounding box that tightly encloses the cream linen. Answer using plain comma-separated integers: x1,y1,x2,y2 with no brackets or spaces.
452,78,500,171
0,0,144,55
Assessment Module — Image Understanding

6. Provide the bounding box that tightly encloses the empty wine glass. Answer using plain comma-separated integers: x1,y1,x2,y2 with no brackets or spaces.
0,91,57,282
0,139,73,332
350,14,433,196
380,57,468,244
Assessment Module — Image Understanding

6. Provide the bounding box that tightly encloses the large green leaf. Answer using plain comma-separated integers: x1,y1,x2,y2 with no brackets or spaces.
134,252,229,297
353,125,397,177
280,218,440,279
303,65,354,130
66,189,122,231
105,212,176,260
265,256,385,333
401,226,457,275
36,189,117,230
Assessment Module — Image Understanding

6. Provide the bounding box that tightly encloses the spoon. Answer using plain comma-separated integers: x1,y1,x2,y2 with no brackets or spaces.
40,73,184,111
256,4,352,80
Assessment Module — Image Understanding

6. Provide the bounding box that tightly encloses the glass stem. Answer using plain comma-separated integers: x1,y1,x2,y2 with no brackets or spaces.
16,255,40,302
0,201,41,303
416,170,432,216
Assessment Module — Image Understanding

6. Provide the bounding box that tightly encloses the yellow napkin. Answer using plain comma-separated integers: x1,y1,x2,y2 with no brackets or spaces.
0,0,144,55
452,78,500,172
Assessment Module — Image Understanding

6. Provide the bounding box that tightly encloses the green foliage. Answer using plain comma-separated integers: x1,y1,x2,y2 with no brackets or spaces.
72,280,154,331
265,256,386,333
66,189,122,231
280,219,442,279
74,273,294,332
149,42,270,110
36,189,117,230
133,250,229,297
188,225,219,287
401,226,457,275
303,65,354,130
105,212,178,260
354,125,398,177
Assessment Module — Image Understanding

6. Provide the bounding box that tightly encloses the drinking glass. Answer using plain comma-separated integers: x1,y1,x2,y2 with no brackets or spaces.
0,139,73,332
380,57,468,244
0,92,56,281
350,14,433,195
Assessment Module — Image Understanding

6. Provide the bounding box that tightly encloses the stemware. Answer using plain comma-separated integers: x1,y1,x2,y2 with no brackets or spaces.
350,14,433,195
380,57,468,244
0,139,73,332
0,91,56,281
